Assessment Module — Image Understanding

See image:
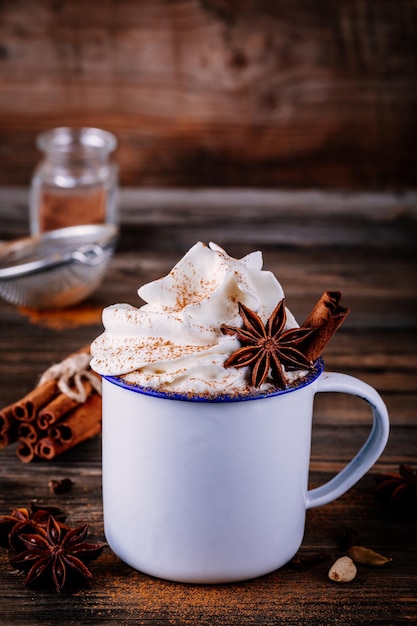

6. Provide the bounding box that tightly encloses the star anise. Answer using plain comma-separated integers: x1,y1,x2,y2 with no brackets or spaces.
0,504,67,551
221,299,314,388
8,515,104,592
374,464,417,513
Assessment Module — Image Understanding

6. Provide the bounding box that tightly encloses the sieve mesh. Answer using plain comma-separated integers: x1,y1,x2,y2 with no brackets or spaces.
0,224,117,309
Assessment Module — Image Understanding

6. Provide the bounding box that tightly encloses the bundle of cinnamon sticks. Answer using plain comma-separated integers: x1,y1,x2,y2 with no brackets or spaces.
0,346,102,463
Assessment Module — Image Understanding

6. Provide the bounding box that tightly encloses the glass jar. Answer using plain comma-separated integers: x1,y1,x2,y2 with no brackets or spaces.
29,127,118,234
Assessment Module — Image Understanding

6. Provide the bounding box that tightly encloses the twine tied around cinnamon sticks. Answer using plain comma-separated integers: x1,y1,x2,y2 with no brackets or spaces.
0,346,102,462
39,351,102,403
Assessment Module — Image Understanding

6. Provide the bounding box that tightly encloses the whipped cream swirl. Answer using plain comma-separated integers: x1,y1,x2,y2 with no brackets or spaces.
90,242,301,396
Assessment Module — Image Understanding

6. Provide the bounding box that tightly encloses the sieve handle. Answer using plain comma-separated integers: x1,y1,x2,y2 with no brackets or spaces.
0,244,104,279
71,244,105,266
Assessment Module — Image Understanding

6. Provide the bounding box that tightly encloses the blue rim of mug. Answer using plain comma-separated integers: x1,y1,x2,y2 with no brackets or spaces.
103,357,324,403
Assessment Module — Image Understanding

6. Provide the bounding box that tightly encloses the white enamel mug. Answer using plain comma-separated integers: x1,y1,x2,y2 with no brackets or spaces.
101,360,389,583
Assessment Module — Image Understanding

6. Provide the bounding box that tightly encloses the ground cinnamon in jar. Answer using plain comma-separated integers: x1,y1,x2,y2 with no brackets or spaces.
29,127,118,235
38,188,107,232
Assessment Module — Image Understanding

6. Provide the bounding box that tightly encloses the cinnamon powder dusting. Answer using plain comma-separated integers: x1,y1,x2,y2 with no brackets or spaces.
100,551,307,625
172,265,217,310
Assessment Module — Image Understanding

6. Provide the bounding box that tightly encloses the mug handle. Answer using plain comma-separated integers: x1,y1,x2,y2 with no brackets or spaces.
306,372,390,509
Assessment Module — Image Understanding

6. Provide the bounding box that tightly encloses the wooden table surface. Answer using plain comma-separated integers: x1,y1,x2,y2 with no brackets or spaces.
0,188,416,625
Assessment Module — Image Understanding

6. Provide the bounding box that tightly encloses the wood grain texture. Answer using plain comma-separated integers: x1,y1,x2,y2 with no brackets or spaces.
0,187,416,623
0,0,416,189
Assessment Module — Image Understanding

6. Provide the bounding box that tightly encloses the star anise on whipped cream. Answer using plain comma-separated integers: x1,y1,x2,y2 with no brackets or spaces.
221,299,314,389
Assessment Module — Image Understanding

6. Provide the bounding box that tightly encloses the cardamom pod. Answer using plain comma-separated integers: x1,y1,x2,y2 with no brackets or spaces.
347,545,392,566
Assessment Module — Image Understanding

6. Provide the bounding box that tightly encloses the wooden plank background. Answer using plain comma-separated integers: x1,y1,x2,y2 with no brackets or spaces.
0,0,416,189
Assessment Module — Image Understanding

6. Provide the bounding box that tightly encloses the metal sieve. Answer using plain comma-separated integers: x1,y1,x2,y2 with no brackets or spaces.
0,223,118,309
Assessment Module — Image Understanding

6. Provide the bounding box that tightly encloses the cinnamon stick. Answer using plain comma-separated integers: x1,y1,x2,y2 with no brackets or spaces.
48,393,102,444
0,405,15,432
16,438,36,463
35,437,63,460
36,393,102,459
17,422,41,444
0,406,19,447
12,380,59,422
301,291,350,362
0,430,17,448
36,425,100,460
0,406,17,432
37,381,94,430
